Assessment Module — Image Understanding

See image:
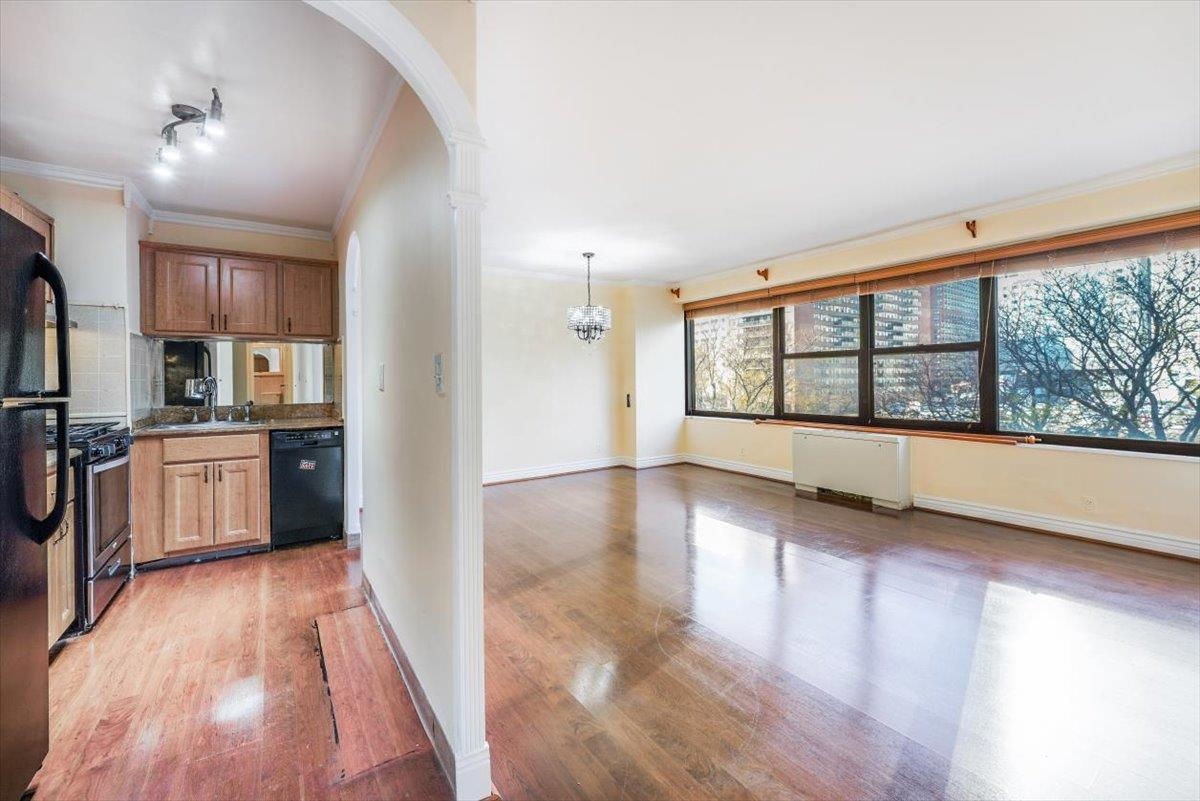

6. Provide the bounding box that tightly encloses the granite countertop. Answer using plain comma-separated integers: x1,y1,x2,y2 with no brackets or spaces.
133,417,343,438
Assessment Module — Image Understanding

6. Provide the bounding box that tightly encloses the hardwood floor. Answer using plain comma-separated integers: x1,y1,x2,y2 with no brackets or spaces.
30,542,450,801
484,464,1200,801
28,464,1199,800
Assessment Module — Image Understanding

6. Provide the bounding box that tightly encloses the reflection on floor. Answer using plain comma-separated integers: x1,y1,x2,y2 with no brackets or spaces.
484,464,1200,801
32,543,450,801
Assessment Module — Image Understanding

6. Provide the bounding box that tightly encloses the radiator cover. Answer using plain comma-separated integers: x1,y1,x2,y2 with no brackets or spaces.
792,428,912,510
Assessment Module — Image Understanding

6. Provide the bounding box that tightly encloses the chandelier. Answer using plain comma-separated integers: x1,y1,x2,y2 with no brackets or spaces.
567,252,612,343
153,88,225,179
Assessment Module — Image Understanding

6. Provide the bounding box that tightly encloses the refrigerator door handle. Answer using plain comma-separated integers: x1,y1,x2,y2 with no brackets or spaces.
32,253,70,398
21,400,70,545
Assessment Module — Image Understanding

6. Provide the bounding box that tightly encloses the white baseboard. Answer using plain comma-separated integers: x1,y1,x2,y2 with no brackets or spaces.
481,456,1195,559
632,453,685,469
483,456,631,485
453,744,493,801
913,494,1199,559
678,453,793,483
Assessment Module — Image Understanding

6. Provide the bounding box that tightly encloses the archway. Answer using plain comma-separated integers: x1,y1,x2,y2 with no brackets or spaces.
302,3,488,799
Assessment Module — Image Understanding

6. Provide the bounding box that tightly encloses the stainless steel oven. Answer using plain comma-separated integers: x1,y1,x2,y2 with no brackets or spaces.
86,453,129,575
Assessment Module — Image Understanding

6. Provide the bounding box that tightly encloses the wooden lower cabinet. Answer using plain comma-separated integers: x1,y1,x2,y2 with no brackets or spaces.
133,433,272,564
46,501,75,647
214,458,260,545
163,462,215,553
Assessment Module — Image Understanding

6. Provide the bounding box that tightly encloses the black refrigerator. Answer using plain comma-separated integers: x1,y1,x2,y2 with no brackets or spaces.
1,209,70,801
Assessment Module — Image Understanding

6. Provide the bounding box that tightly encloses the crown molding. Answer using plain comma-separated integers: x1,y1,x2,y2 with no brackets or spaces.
482,264,668,287
332,75,404,236
150,209,332,241
682,152,1200,287
122,179,152,217
0,155,126,191
0,155,333,241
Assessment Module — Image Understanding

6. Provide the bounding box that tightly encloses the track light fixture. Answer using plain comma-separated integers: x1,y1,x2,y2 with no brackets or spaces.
152,88,225,178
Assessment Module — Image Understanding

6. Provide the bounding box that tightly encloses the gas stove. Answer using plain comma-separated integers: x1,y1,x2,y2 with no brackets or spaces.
45,421,131,464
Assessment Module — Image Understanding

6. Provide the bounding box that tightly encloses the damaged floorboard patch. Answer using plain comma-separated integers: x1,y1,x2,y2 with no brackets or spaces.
313,605,431,782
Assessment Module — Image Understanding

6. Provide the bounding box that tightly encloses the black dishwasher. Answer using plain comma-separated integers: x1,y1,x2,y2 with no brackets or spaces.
270,428,344,547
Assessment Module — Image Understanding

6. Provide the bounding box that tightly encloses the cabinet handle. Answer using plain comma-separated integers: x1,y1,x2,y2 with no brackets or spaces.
287,316,292,333
218,465,223,482
210,313,215,330
204,465,208,483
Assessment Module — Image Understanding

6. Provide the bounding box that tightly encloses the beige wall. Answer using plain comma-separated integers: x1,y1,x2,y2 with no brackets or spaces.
677,167,1200,548
144,221,335,260
631,285,685,463
2,172,129,308
481,271,632,479
333,84,461,742
392,0,476,107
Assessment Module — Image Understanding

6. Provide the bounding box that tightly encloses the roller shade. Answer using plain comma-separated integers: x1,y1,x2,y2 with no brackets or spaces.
682,210,1200,319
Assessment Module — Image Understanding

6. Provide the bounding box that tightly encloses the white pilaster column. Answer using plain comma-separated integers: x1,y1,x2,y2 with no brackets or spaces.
447,134,490,801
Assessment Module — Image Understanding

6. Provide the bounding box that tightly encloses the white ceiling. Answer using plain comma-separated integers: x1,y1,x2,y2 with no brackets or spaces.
477,0,1200,282
0,0,395,231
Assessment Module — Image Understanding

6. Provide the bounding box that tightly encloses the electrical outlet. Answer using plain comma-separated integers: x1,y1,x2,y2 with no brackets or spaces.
1081,495,1097,512
377,364,385,392
433,353,445,396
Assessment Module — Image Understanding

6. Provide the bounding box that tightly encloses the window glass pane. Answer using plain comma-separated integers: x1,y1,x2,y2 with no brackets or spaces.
690,312,774,414
997,246,1200,443
873,351,979,421
874,279,979,348
783,295,859,352
784,357,857,416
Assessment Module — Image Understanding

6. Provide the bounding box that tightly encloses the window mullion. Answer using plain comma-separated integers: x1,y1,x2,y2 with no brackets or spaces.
860,293,873,424
772,307,783,418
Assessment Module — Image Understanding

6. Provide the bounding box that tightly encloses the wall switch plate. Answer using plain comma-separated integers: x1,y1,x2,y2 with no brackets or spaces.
433,353,445,395
377,364,385,392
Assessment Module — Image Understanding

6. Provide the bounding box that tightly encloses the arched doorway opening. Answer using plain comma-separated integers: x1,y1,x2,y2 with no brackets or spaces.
303,3,489,799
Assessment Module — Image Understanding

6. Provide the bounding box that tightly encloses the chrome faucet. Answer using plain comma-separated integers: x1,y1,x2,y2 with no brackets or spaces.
200,376,218,421
242,399,254,422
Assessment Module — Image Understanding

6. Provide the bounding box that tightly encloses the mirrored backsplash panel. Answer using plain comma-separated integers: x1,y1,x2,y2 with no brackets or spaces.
160,340,338,406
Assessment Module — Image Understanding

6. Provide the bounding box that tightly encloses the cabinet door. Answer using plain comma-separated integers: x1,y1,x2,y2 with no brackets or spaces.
280,263,334,338
46,504,75,646
213,458,260,546
162,462,215,553
154,251,219,334
220,258,278,335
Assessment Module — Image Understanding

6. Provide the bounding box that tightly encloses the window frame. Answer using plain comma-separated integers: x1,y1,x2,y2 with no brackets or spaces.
685,274,1200,457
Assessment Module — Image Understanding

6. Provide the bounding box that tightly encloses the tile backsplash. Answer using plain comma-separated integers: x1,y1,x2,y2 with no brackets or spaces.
48,304,128,419
129,333,164,423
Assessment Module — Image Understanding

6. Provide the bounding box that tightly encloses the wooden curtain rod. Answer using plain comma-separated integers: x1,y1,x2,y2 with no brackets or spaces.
753,418,1038,445
684,209,1200,313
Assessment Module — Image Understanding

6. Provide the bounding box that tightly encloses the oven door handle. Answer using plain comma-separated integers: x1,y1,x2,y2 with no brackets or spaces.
91,453,129,473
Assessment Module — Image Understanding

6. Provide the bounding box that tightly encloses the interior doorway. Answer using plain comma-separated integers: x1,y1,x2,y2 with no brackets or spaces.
343,232,364,546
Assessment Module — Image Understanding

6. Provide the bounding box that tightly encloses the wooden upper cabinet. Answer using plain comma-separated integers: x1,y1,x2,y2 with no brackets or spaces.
214,458,261,546
162,462,215,554
154,251,219,334
140,243,337,341
281,262,335,338
220,258,278,335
